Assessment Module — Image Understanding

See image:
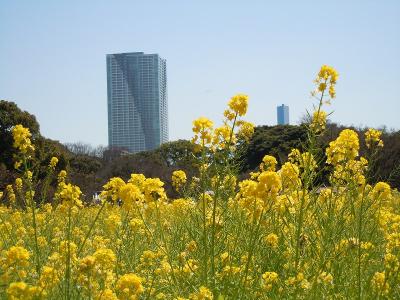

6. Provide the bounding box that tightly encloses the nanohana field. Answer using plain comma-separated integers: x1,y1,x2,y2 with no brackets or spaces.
1,65,399,299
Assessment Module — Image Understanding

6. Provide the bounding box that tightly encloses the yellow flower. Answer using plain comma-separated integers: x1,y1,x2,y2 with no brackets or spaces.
93,248,116,271
257,171,282,199
100,177,126,202
220,252,230,263
96,289,118,300
326,129,359,165
6,282,38,300
365,128,384,149
192,117,214,147
172,170,187,191
6,184,16,203
4,246,30,267
371,272,389,295
264,233,279,248
12,124,35,154
128,173,147,186
14,160,22,169
237,120,254,143
49,157,59,169
38,266,59,290
105,214,121,232
372,182,391,201
37,236,48,248
59,241,78,259
384,253,399,273
261,155,277,172
186,241,197,252
262,271,279,291
116,273,144,299
228,94,249,116
55,182,83,208
279,162,301,190
189,286,213,300
15,178,23,191
78,255,96,273
183,259,199,275
119,183,143,208
310,110,327,133
314,65,339,99
288,149,317,171
213,124,235,149
58,170,67,182
317,272,333,284
25,170,33,182
142,177,166,202
140,250,157,266
223,109,235,121
129,218,144,232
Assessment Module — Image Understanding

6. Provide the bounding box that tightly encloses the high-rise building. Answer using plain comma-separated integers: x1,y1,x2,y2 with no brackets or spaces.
277,104,289,125
106,52,168,153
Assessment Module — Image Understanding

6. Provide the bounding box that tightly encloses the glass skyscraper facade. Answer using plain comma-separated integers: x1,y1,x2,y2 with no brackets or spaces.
277,104,289,125
107,52,168,153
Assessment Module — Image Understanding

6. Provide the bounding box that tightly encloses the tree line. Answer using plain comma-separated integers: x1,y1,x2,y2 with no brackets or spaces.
1,100,399,203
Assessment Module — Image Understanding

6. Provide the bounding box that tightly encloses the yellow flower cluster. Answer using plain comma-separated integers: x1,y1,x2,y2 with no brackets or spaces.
189,286,213,300
314,64,339,99
260,155,277,172
262,271,279,291
228,94,249,116
365,128,384,149
116,273,144,299
49,157,58,169
172,170,187,191
55,181,83,208
310,110,327,133
326,129,359,165
371,272,389,295
12,125,35,154
191,117,214,147
192,94,253,152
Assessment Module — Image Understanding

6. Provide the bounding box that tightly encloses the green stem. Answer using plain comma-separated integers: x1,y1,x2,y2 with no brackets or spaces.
65,206,72,300
200,142,209,285
77,199,107,256
23,156,41,276
294,187,306,270
357,186,366,300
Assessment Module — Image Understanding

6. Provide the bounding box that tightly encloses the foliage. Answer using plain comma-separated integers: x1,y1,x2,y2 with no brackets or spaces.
241,125,308,172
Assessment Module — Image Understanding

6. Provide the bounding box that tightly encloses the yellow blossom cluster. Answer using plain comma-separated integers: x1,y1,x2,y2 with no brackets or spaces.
12,125,35,154
314,64,339,99
172,170,187,191
310,110,327,133
365,128,384,149
192,94,253,152
326,129,359,165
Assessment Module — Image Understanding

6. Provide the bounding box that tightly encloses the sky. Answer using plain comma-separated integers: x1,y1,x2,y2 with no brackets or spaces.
1,0,399,146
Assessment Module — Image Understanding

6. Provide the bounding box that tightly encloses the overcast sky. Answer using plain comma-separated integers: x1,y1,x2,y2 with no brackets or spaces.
1,0,399,146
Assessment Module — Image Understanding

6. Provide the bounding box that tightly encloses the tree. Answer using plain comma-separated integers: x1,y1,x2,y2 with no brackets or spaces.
241,125,308,172
0,100,40,170
156,140,198,170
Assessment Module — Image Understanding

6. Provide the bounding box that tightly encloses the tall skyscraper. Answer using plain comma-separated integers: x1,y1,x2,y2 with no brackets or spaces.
277,104,289,125
106,52,168,153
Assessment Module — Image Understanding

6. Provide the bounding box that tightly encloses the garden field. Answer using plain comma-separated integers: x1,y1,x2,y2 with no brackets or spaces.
1,66,399,299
